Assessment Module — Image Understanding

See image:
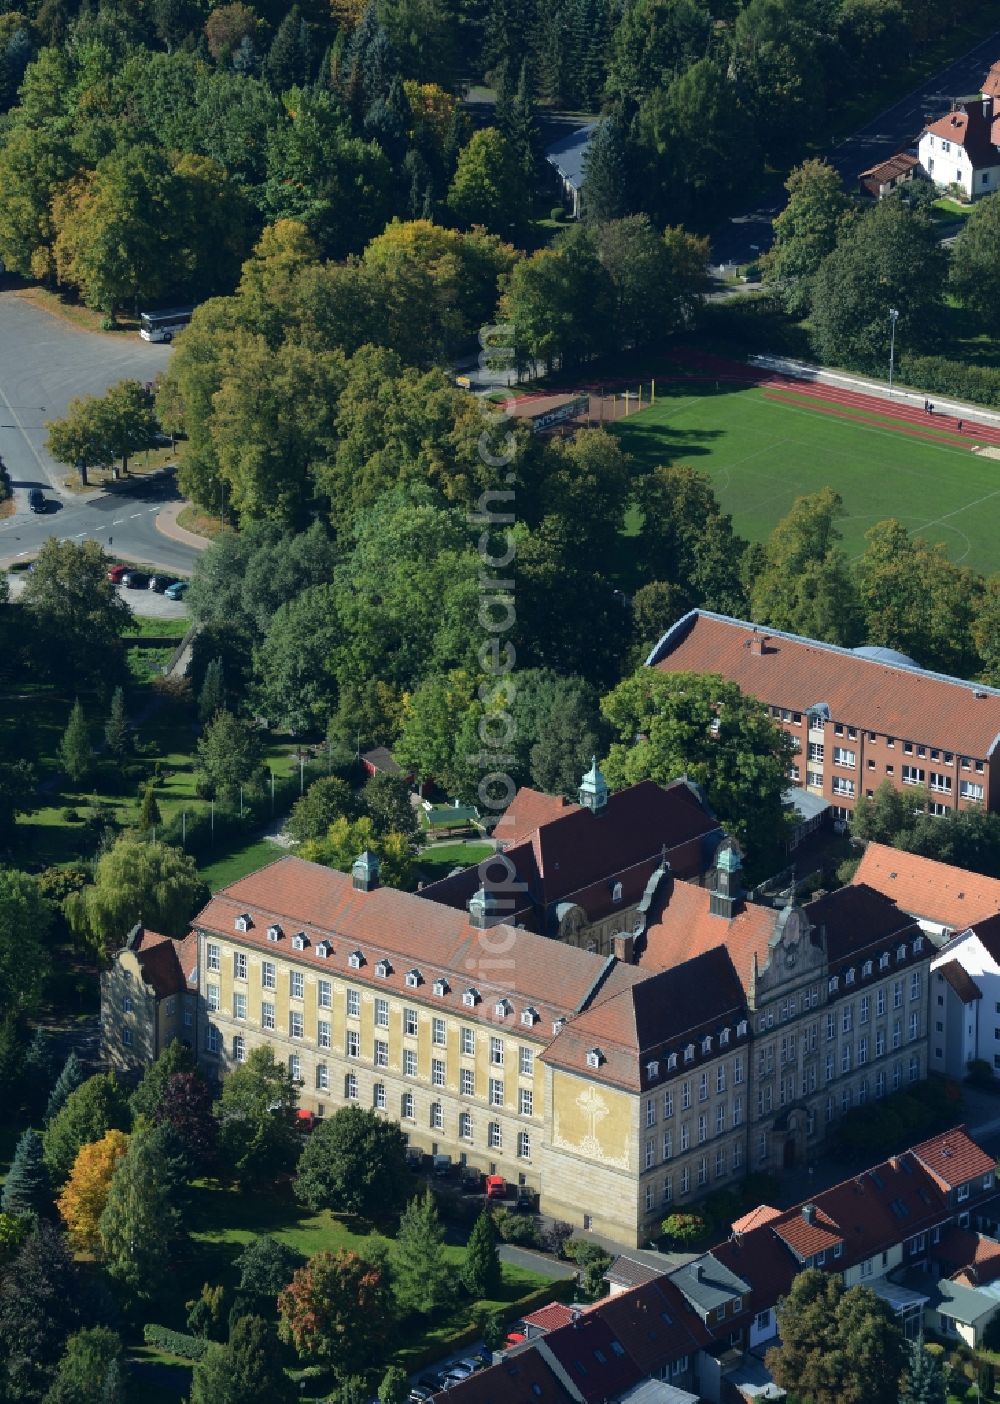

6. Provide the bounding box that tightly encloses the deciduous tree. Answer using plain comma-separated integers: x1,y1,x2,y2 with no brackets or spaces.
190,1314,295,1404
43,1073,129,1185
44,1327,125,1404
57,1129,129,1250
157,1072,218,1172
233,1234,299,1316
21,539,130,689
950,190,1000,334
287,776,354,844
65,832,208,959
750,489,862,645
217,1045,300,1189
762,159,852,311
0,1221,84,1403
448,127,526,234
294,1105,409,1216
278,1249,391,1373
299,814,415,888
0,867,53,1017
98,1127,181,1297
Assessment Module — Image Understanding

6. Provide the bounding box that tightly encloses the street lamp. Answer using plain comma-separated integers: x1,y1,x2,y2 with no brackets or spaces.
888,308,900,398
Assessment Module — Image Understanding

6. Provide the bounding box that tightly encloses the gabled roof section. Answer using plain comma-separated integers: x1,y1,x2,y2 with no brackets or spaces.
803,883,921,968
731,1205,782,1235
132,930,188,999
924,102,1000,169
605,1255,664,1291
773,1205,844,1261
597,1278,712,1371
640,876,778,995
494,787,581,847
669,1253,750,1314
985,60,1000,99
938,959,983,1005
911,1126,997,1192
540,948,745,1091
852,842,1000,931
967,911,1000,966
932,1225,1000,1286
537,1310,643,1404
647,609,1000,757
443,1344,574,1403
544,123,598,190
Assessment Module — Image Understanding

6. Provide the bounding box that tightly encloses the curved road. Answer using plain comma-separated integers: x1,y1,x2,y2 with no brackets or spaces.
712,27,1000,266
0,289,200,574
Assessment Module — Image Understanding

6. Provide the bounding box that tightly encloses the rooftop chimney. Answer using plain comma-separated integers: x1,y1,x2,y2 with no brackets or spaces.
613,932,636,964
802,1203,816,1225
748,631,771,656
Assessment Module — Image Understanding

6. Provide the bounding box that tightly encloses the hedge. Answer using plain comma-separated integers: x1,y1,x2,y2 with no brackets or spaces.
142,1323,209,1360
898,355,1000,409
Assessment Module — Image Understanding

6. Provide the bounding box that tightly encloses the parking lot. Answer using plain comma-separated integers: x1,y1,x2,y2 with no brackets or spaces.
6,566,188,619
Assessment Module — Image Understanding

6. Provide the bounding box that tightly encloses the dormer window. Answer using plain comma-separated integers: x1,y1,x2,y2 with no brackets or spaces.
235,913,252,932
828,976,839,993
702,1035,712,1053
863,960,873,977
521,1006,538,1027
957,1183,970,1202
463,987,480,1007
433,977,450,997
586,1047,604,1069
845,968,855,986
375,958,392,978
880,952,890,970
897,944,907,961
667,1052,678,1070
266,925,282,943
315,940,332,959
348,949,364,969
292,932,308,951
553,1017,566,1035
736,1020,748,1038
720,1028,730,1046
646,1059,660,1080
684,1044,695,1063
405,969,422,988
611,881,623,904
495,998,512,1018
914,936,924,954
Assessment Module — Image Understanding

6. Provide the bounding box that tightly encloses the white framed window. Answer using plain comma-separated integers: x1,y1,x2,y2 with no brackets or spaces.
347,989,360,1017
233,951,246,980
205,1024,220,1054
232,1034,246,1063
404,1009,418,1036
517,1130,531,1160
316,1063,329,1091
459,1112,473,1140
290,970,304,1000
663,1131,672,1160
460,1068,474,1097
318,979,331,1009
432,1058,445,1088
488,1121,502,1150
961,780,984,803
432,1017,446,1046
347,1030,360,1059
262,960,276,990
374,1082,386,1110
288,1053,301,1081
461,1027,475,1056
430,1101,443,1130
663,1089,674,1117
375,998,389,1029
519,1046,534,1077
902,765,925,786
261,1000,275,1030
206,942,220,973
519,1087,533,1116
403,1049,417,1077
318,1019,331,1050
207,984,220,1012
289,1011,303,1039
401,1092,414,1120
490,1037,504,1066
833,747,856,769
489,1078,504,1108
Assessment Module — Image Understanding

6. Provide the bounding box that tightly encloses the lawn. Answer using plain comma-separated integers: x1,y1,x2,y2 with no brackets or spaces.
613,377,1000,572
198,836,286,890
414,841,495,886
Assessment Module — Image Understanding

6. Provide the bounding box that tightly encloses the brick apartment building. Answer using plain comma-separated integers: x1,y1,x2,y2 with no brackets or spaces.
647,610,1000,818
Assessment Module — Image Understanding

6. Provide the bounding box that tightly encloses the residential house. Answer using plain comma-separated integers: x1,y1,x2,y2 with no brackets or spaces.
101,924,198,1071
647,610,1000,816
851,842,1000,945
918,95,1000,199
545,124,597,218
420,769,725,955
930,913,1000,1079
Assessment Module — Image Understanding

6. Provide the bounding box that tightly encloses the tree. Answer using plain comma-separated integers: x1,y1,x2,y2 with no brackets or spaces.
59,700,93,786
217,1045,300,1189
300,815,415,889
973,574,1000,685
157,1072,218,1172
205,2,259,60
950,191,1000,334
749,490,862,645
187,1283,228,1340
44,1051,86,1127
233,1235,299,1316
56,1130,129,1250
582,117,630,223
810,200,946,372
198,657,226,723
0,1221,84,1404
601,671,795,865
43,1327,124,1404
632,464,747,619
286,775,354,844
43,1073,129,1185
360,771,418,841
66,833,208,960
1,1129,51,1218
855,519,980,676
392,1189,453,1316
46,381,159,480
294,1105,409,1217
197,710,263,804
605,0,710,105
850,779,925,844
762,160,851,311
448,127,526,234
475,1308,507,1353
277,1249,391,1374
900,1335,947,1404
0,867,54,1017
462,1208,501,1298
252,586,341,731
103,688,131,762
660,1212,707,1247
98,1127,181,1297
138,783,162,832
190,1315,295,1404
0,1212,29,1268
766,1269,907,1404
378,1364,409,1404
129,1038,195,1122
21,539,130,688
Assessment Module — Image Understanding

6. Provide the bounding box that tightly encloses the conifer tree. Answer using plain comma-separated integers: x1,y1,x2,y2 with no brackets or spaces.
98,1127,180,1297
461,1207,501,1298
582,117,629,223
509,60,540,189
44,1050,86,1127
103,687,131,761
1,1129,51,1218
265,6,303,93
392,1188,453,1316
138,783,161,832
59,699,91,785
901,1335,947,1404
198,657,226,723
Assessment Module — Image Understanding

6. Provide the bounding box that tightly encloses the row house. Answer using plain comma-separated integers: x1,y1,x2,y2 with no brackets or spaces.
646,609,1000,817
420,770,725,954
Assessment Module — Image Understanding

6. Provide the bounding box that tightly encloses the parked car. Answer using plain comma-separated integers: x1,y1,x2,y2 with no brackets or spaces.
515,1186,537,1213
442,1363,475,1387
453,1358,483,1377
147,575,175,592
121,570,148,589
432,1154,453,1179
408,1388,437,1403
164,579,188,600
107,564,128,584
416,1375,448,1395
485,1174,505,1200
461,1168,483,1194
28,488,46,513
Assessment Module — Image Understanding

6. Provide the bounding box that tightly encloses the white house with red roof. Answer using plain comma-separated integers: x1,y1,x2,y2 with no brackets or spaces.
917,63,1000,198
930,912,1000,1080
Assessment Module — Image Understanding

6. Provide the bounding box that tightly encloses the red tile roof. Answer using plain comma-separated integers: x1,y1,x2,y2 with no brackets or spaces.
596,1277,711,1372
133,929,188,999
985,61,1000,99
911,1126,997,1192
712,1223,797,1320
640,877,778,994
932,1225,1000,1286
420,780,721,930
523,1303,578,1333
803,883,922,971
537,1313,644,1404
859,151,919,191
852,843,1000,931
773,1205,845,1262
494,787,581,847
197,856,617,1037
731,1205,781,1234
925,102,1000,169
937,959,983,1005
649,610,1000,758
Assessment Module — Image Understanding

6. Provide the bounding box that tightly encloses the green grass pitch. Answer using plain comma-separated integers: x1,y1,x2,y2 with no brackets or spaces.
612,380,1000,574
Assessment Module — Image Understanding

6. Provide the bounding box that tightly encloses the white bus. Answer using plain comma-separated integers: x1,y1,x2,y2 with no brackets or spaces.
138,305,195,342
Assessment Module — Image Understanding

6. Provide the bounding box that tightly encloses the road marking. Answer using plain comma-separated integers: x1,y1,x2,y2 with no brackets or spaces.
72,532,85,538
112,518,125,525
129,512,143,519
0,377,57,488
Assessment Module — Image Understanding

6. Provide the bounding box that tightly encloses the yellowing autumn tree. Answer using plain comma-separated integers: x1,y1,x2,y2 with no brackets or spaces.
57,1128,129,1249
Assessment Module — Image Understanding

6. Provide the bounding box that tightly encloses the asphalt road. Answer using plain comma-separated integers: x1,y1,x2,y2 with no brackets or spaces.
711,27,1000,267
0,290,200,574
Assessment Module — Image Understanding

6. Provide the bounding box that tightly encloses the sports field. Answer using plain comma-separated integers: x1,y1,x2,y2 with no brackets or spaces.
611,366,1000,574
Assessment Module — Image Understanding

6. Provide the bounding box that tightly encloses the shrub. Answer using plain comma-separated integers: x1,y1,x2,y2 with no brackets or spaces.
142,1323,209,1360
898,354,1000,409
550,206,565,222
967,1059,995,1089
660,1212,707,1248
61,808,81,823
491,1208,540,1248
542,1220,573,1257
